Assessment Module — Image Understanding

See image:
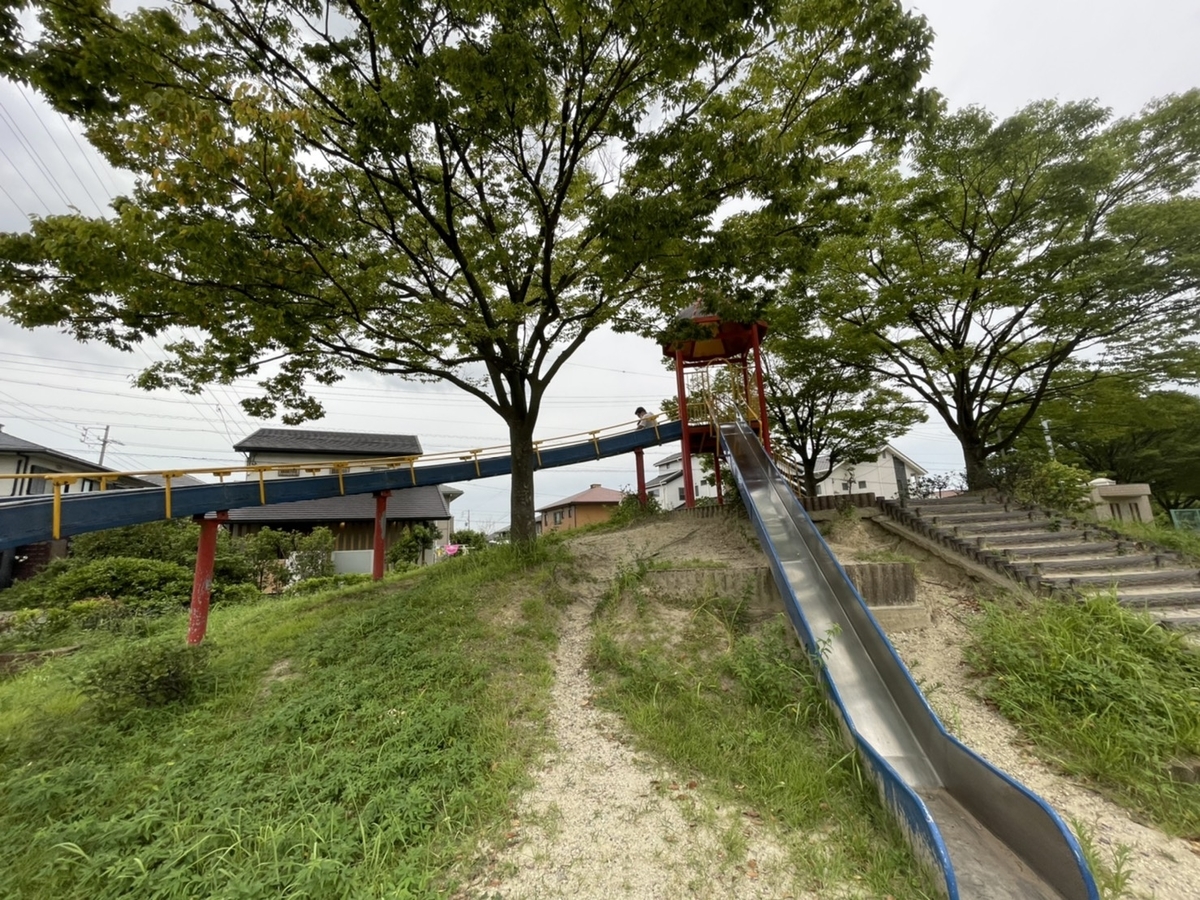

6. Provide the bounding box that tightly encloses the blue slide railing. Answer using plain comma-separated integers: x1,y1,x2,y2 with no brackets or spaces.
721,419,1098,900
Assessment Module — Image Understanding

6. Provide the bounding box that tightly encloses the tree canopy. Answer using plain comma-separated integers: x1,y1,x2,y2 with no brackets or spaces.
805,94,1200,488
0,0,933,539
762,316,925,497
1018,380,1200,511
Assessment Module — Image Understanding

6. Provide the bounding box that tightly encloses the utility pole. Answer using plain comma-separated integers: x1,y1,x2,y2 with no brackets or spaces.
80,425,122,466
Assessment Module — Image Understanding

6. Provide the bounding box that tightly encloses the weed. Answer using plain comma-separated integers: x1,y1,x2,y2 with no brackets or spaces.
1071,819,1134,900
0,540,566,899
590,604,934,897
965,593,1200,835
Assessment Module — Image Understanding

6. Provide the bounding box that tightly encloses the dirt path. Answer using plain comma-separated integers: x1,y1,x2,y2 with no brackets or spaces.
474,516,806,900
471,512,1200,900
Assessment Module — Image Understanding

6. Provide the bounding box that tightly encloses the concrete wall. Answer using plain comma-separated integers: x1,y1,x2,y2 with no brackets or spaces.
1089,480,1154,524
541,502,618,533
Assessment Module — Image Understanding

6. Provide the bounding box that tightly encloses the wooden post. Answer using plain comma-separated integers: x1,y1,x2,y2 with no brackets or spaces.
187,511,227,645
635,447,647,506
676,350,696,508
372,491,391,580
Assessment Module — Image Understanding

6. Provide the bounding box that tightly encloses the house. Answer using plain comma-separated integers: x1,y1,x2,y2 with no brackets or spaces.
808,445,927,500
1,423,151,497
227,428,462,567
538,484,624,533
0,424,154,587
645,452,720,510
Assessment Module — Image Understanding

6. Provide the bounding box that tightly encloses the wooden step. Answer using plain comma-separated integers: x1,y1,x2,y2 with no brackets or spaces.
983,532,1101,548
955,519,1058,536
1047,570,1199,590
1003,541,1123,560
1028,554,1163,574
1118,588,1200,609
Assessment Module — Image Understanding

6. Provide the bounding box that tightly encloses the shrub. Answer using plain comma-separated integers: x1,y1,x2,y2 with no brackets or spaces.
984,451,1092,512
284,573,373,596
293,527,336,581
71,521,255,585
606,492,662,527
388,523,438,568
75,636,213,714
1012,459,1093,512
1,557,192,613
210,582,262,606
66,598,126,628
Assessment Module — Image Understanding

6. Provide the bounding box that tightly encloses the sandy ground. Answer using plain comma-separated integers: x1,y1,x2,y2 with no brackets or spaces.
467,512,1200,900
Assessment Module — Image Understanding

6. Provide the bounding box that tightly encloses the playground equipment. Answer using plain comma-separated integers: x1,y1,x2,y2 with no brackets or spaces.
0,418,683,641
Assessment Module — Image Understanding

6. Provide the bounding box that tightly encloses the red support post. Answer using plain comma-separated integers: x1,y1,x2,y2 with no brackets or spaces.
713,452,724,505
635,447,647,507
372,491,391,580
751,323,772,456
676,351,696,508
187,511,227,646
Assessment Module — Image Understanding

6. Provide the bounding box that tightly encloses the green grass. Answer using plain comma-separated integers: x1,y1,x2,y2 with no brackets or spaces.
0,542,567,899
965,593,1200,836
1094,517,1200,565
589,576,937,898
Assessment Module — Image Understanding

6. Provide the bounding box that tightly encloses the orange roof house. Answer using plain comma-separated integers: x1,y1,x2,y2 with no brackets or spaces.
537,484,625,533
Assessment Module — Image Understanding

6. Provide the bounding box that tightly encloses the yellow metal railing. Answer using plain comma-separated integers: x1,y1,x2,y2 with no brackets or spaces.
0,415,675,538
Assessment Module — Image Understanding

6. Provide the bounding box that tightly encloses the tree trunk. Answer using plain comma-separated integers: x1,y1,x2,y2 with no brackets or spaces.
803,471,819,499
962,444,990,491
508,416,538,544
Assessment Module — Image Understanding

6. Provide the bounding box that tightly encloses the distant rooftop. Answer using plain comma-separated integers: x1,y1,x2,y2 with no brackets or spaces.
538,483,625,512
233,428,423,457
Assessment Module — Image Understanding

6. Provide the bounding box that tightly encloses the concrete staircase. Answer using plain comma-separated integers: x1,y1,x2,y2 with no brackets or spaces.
877,494,1200,631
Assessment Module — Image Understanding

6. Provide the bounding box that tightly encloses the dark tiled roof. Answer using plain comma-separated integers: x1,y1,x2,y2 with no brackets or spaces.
233,428,423,457
0,429,152,482
645,471,681,489
225,484,450,523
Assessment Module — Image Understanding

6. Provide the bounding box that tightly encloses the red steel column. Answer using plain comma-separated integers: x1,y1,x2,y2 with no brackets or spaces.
372,491,391,580
676,350,695,508
751,324,772,456
635,447,647,506
187,511,227,646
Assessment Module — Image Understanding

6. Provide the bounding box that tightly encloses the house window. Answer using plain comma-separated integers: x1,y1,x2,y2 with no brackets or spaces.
858,480,867,489
553,511,564,525
841,482,850,492
278,467,300,478
678,487,686,502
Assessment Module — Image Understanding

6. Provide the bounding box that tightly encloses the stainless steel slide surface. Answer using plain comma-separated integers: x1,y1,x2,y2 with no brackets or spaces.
720,421,1098,900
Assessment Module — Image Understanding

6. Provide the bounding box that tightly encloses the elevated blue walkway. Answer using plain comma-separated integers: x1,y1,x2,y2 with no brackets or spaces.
0,422,683,550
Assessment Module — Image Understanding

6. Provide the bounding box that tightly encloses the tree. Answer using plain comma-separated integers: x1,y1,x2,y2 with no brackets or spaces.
1020,380,1200,511
762,325,925,497
806,96,1200,488
0,0,932,542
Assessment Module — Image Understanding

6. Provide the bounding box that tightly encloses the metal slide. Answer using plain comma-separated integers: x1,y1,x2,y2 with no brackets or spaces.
720,420,1098,900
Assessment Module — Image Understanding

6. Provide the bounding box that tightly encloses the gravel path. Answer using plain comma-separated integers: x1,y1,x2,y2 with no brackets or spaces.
475,517,809,900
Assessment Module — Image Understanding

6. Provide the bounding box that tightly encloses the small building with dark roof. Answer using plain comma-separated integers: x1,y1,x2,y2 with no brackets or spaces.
537,483,625,533
228,427,459,555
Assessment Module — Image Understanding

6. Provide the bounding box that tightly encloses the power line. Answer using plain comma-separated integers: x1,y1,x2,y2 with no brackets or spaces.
6,92,108,215
0,103,77,210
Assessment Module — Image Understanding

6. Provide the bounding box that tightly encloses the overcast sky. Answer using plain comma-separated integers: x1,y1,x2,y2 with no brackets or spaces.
0,0,1198,531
